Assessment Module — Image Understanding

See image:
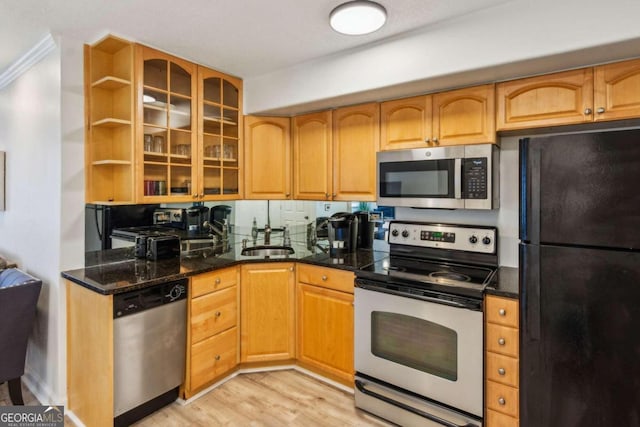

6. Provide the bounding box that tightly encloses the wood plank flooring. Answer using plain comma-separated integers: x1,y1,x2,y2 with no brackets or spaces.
2,370,392,426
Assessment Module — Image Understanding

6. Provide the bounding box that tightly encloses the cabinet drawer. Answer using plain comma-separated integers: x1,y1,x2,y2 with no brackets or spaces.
297,263,355,294
486,409,519,427
190,326,238,391
486,351,519,388
486,323,519,357
486,295,518,328
486,380,519,418
191,267,238,298
191,286,237,343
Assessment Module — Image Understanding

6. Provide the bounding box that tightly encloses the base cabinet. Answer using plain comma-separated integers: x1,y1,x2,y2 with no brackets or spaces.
485,295,520,427
296,264,354,386
185,267,239,398
240,263,295,363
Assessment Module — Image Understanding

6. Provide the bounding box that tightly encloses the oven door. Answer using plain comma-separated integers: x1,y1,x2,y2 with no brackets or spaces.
354,286,483,417
377,147,464,209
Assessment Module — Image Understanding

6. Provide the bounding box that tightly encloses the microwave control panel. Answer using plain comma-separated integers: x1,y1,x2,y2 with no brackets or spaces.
463,158,487,199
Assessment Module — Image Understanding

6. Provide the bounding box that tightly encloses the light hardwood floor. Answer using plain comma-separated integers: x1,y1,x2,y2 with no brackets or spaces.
2,370,392,426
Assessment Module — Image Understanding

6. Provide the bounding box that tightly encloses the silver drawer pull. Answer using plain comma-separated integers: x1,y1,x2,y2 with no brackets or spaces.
498,338,506,346
321,275,328,281
215,278,221,284
498,368,506,376
498,397,506,406
498,308,506,316
215,355,221,361
215,311,222,317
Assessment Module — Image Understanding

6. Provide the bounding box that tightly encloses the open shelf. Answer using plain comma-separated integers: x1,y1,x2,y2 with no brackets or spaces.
92,160,131,166
92,118,131,128
92,76,130,90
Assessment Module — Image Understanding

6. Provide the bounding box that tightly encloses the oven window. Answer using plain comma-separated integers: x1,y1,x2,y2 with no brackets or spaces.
371,311,457,381
379,159,455,198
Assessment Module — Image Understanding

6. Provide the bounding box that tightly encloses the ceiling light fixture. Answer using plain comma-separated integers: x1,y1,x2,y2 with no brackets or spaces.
330,0,387,36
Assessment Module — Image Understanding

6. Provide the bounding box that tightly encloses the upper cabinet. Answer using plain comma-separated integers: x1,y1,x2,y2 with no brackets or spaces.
292,111,333,201
332,103,379,201
497,60,640,131
593,58,640,122
380,84,495,150
496,68,594,130
244,116,291,200
85,36,243,204
85,36,135,204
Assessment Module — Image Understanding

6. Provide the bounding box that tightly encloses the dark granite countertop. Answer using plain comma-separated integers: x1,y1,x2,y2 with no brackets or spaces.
485,266,519,299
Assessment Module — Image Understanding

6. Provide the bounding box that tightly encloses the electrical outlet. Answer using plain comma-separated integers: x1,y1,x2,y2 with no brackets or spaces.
324,203,331,211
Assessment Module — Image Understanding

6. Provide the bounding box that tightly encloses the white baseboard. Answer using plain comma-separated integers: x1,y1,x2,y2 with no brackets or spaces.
22,371,59,407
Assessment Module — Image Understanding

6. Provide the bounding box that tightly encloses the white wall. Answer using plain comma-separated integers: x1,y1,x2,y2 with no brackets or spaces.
0,44,63,403
245,0,640,114
394,138,520,267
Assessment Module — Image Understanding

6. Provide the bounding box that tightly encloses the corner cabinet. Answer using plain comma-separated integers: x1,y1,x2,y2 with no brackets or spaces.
85,36,242,204
332,103,379,201
292,111,333,201
240,263,295,363
84,35,135,204
244,116,291,199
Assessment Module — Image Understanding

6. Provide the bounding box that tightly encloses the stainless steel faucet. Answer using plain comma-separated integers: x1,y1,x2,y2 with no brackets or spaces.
264,224,271,245
203,220,228,243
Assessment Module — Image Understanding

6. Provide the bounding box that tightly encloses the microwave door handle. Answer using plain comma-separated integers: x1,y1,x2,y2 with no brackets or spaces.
454,158,462,199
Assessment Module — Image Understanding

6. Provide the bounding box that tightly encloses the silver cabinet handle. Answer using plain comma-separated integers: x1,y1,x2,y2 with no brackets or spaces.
596,107,606,114
321,275,328,281
289,266,294,272
215,278,221,284
498,368,506,376
199,193,204,199
326,193,330,199
498,397,506,406
424,138,430,144
215,311,221,317
432,137,439,144
498,338,506,346
285,193,290,197
584,108,592,115
332,193,337,198
499,308,506,316
192,194,198,199
215,355,221,361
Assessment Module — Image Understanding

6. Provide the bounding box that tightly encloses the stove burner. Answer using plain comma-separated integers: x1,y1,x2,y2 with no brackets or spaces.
428,271,472,282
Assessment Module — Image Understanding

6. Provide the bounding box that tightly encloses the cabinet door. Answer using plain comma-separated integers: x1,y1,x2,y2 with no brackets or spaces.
136,45,198,203
380,95,432,150
496,68,594,130
332,103,379,201
594,58,640,122
198,66,243,200
433,84,496,145
244,116,291,199
297,283,354,385
240,263,295,362
292,111,332,200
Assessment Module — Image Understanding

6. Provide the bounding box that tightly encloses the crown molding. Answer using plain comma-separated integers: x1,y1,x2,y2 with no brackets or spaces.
0,33,56,90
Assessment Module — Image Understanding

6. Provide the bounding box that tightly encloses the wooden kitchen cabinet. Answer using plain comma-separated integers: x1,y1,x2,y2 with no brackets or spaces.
485,294,520,427
380,84,495,150
84,35,135,204
292,111,333,200
332,103,379,201
240,263,295,363
593,58,640,122
244,116,292,199
296,264,354,386
185,267,239,398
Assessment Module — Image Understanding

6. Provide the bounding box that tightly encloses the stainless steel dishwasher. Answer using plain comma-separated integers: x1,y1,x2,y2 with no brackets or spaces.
113,279,187,426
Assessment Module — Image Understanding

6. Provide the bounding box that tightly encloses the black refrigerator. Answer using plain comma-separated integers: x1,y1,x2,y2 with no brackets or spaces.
520,129,640,427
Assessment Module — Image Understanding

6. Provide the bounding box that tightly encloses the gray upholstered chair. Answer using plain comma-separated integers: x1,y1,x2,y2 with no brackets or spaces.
0,268,42,405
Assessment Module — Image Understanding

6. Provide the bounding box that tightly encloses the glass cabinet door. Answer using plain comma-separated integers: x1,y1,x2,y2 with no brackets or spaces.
199,67,242,199
139,47,197,201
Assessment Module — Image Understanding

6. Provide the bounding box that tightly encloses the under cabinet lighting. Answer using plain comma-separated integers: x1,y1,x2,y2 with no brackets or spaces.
330,0,387,35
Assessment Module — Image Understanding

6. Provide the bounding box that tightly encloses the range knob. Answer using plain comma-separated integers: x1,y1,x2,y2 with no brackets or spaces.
391,229,399,237
469,235,478,244
401,230,410,238
482,236,492,245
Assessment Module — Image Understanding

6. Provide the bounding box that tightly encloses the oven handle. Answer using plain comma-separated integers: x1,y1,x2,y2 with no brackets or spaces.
454,158,462,199
355,380,478,427
356,281,482,311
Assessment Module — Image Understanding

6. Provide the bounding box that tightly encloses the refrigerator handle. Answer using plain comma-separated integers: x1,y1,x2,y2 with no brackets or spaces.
520,243,540,340
519,138,540,244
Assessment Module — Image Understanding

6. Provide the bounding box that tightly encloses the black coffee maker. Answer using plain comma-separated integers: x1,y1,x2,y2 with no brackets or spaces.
354,211,375,249
327,212,359,257
186,205,209,234
210,205,232,225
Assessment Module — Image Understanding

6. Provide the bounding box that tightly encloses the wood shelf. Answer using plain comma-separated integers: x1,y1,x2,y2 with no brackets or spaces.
203,116,237,125
92,118,131,128
92,76,130,90
92,160,131,166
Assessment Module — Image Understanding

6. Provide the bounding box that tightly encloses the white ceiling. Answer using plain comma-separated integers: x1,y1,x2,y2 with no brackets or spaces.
0,0,513,79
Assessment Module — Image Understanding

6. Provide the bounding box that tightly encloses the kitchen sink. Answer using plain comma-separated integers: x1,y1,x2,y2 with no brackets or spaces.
241,245,295,257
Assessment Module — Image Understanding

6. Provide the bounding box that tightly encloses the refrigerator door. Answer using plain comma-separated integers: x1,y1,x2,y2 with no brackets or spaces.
520,243,640,427
520,130,640,249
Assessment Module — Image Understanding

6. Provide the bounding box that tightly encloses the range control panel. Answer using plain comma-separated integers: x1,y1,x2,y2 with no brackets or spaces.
388,221,497,254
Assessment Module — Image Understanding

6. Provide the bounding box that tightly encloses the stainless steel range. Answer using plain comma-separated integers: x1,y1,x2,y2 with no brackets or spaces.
354,221,498,427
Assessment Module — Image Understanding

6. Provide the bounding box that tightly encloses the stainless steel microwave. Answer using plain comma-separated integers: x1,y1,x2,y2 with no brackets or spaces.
377,144,499,210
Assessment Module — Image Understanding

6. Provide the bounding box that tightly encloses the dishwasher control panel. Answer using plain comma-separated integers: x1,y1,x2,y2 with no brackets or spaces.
113,279,187,318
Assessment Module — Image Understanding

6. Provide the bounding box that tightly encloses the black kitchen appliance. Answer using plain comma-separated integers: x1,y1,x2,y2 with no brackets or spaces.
354,221,498,426
85,204,160,250
153,208,186,229
520,129,640,427
354,211,375,249
327,212,358,257
210,205,232,225
186,205,209,234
